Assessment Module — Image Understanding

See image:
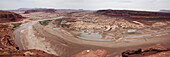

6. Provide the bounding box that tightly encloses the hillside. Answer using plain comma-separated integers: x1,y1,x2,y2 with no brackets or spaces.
96,10,170,25
0,10,23,23
160,10,170,13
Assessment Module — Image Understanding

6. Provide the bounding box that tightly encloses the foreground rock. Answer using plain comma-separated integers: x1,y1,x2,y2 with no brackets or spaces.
0,24,19,50
71,49,107,57
121,45,170,57
0,49,58,57
0,10,23,23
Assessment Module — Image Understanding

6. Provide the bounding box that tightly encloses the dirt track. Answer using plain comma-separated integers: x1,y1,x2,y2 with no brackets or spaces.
15,17,170,57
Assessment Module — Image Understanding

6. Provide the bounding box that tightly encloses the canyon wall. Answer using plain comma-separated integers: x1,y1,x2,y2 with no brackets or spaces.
0,10,23,23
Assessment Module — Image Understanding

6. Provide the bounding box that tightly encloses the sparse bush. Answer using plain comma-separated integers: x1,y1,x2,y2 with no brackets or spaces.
12,23,22,31
55,19,62,25
61,24,71,28
29,19,34,20
39,20,52,26
36,54,40,57
9,50,16,53
42,51,45,54
24,21,28,23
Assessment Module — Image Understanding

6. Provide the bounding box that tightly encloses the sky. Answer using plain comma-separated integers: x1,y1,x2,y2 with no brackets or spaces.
0,0,170,11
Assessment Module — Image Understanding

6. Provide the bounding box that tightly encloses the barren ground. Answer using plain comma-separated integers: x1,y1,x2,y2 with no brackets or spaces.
14,11,170,57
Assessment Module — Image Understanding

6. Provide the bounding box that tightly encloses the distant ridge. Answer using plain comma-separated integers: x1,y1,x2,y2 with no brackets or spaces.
160,10,170,13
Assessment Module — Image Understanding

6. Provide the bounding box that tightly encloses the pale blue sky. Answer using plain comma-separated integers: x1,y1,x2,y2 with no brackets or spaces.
0,0,170,11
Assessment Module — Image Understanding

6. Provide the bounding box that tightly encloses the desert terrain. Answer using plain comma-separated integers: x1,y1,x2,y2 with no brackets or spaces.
13,9,170,57
0,8,170,57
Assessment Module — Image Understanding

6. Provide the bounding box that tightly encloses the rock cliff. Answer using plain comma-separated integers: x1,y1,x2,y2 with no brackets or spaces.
96,10,170,25
0,10,23,23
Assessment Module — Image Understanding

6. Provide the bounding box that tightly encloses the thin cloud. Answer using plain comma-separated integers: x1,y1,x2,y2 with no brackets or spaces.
0,0,169,11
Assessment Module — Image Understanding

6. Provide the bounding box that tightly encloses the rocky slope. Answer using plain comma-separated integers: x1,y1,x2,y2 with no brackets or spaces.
0,10,23,23
96,10,170,25
0,24,19,51
24,9,56,14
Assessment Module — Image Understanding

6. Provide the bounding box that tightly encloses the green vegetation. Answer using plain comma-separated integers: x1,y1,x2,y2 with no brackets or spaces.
42,51,45,54
61,24,71,28
29,19,34,20
12,23,22,31
62,17,69,19
36,55,40,57
24,21,28,23
55,19,62,26
39,20,52,26
9,50,16,53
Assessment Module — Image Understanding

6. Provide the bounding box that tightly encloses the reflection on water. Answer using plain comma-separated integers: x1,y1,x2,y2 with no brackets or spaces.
53,28,60,30
77,30,112,41
127,34,152,38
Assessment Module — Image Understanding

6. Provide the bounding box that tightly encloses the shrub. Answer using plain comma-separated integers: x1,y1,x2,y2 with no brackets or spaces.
12,23,22,31
39,20,52,26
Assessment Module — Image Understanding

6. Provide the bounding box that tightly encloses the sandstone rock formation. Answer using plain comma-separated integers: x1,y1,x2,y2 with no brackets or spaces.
24,9,56,14
96,10,170,25
0,10,23,23
0,24,19,50
71,49,107,57
0,49,58,57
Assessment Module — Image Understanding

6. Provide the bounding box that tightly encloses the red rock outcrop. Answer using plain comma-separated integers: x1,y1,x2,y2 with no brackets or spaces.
0,10,23,23
71,49,107,57
121,45,170,57
24,9,56,14
0,49,58,57
0,24,19,50
96,10,170,25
